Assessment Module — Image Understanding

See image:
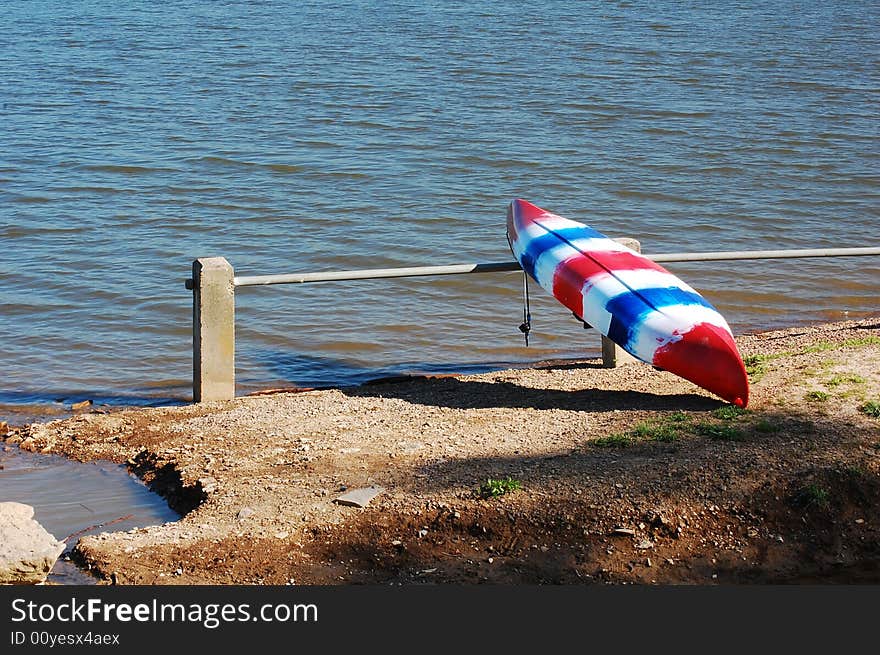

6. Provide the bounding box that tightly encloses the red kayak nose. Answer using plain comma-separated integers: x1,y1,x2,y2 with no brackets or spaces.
652,323,750,407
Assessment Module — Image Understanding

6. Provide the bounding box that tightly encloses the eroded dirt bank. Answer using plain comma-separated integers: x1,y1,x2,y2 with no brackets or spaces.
5,318,880,584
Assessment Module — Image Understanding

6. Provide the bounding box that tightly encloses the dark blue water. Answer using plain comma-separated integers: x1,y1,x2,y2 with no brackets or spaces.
2,0,878,416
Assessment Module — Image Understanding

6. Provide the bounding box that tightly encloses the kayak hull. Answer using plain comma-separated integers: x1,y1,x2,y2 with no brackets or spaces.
507,199,749,407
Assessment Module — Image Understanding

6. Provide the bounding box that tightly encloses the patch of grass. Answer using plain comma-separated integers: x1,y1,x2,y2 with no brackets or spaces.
806,390,829,402
631,422,679,443
595,414,690,448
593,433,634,448
802,341,834,353
712,405,749,421
801,360,837,376
803,337,880,353
845,464,870,477
742,353,788,382
825,373,867,387
754,418,781,434
479,477,521,499
694,422,745,441
743,354,768,380
795,483,829,508
859,400,880,419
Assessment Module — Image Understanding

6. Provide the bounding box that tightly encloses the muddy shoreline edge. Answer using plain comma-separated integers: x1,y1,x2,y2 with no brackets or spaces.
4,317,879,584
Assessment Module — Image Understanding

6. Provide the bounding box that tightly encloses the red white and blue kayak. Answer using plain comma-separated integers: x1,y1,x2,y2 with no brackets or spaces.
507,199,749,407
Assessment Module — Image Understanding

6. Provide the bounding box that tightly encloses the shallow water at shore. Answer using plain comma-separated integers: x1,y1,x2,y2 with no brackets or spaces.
1,445,180,584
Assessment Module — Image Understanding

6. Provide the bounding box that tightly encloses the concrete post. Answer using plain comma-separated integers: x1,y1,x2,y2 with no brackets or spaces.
602,238,641,368
192,257,235,402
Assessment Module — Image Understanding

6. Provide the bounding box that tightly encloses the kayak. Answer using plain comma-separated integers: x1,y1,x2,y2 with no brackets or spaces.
507,199,749,407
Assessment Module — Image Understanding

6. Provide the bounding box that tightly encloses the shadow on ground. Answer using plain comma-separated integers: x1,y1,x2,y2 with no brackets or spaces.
344,375,723,411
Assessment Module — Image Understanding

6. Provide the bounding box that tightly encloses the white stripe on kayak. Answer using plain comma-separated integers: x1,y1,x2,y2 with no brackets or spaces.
525,214,585,232
516,221,632,254
513,216,576,243
533,243,581,291
568,237,634,253
584,269,699,297
581,278,627,335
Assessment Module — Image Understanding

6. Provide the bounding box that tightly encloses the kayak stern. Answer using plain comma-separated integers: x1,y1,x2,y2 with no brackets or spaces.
652,322,750,407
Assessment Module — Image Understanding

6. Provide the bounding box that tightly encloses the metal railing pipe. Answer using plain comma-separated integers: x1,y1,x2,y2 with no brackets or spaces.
229,246,880,288
648,246,880,263
232,262,518,287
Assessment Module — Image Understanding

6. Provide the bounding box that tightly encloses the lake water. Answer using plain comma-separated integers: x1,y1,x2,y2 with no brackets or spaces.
2,0,878,417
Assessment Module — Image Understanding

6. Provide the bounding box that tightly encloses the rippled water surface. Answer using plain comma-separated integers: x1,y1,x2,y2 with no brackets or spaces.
2,1,878,413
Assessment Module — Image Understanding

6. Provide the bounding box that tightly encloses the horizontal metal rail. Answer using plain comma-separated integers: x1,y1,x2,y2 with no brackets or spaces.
229,246,880,287
649,246,880,263
233,262,518,287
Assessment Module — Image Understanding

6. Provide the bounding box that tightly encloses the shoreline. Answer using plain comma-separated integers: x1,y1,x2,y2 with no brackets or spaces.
3,313,876,430
3,317,879,584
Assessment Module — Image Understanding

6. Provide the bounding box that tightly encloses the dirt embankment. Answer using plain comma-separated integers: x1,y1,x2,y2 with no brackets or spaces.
5,318,880,584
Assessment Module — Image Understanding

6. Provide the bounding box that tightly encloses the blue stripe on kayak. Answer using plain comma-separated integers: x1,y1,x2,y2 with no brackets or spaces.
605,287,715,348
520,226,606,281
517,245,539,280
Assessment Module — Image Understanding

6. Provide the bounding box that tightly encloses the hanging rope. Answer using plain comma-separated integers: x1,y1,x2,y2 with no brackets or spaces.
518,270,531,345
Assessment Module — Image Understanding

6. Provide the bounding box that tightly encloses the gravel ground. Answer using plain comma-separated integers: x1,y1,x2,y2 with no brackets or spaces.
5,317,880,584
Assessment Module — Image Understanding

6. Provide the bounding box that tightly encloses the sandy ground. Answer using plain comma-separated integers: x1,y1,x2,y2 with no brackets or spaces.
4,317,880,585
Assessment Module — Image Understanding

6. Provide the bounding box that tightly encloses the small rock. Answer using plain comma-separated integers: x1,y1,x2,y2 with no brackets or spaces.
71,400,93,411
635,539,654,550
236,507,256,521
612,527,635,536
0,421,8,437
333,485,385,508
0,502,65,585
